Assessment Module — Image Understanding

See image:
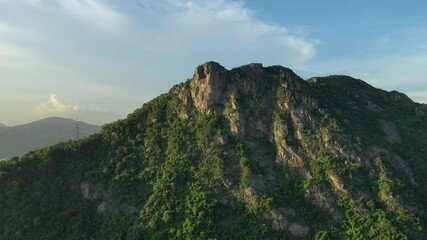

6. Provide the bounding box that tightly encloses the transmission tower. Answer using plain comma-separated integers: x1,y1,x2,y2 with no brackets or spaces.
75,121,80,140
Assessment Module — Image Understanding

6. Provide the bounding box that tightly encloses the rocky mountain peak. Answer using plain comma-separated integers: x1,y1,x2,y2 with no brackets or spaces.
190,61,228,113
186,62,306,115
194,61,226,79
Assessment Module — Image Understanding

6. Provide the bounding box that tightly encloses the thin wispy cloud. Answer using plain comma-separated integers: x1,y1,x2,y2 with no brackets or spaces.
22,0,45,7
0,21,39,55
133,0,318,67
58,0,128,32
306,55,427,104
0,0,425,126
0,22,28,38
0,24,50,92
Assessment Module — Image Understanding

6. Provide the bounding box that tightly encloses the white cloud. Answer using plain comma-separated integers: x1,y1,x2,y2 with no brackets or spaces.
35,94,121,124
58,0,127,32
36,94,80,114
0,0,319,125
280,35,317,66
133,0,318,67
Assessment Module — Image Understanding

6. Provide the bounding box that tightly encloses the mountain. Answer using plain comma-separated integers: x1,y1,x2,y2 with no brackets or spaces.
0,62,426,239
0,117,100,159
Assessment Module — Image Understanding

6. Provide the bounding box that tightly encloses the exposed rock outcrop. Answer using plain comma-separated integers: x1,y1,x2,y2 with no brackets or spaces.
80,181,105,201
80,181,137,214
381,120,402,144
190,61,227,114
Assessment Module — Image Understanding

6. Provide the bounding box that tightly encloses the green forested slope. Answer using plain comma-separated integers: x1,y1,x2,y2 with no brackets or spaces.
0,62,426,239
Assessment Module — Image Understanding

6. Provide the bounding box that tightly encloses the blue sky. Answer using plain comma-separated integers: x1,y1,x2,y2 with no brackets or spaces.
0,0,426,125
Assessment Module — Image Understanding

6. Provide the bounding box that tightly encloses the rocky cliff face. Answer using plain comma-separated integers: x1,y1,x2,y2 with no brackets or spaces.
179,62,308,138
171,62,426,238
1,62,426,239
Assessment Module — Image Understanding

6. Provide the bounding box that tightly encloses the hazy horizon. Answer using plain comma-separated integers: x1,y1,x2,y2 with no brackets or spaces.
0,116,102,127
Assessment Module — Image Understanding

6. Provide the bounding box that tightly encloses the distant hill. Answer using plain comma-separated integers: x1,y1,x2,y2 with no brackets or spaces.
0,117,100,159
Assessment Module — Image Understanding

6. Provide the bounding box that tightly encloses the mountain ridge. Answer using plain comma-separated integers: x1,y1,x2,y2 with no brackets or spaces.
0,117,100,159
0,62,426,239
0,117,98,128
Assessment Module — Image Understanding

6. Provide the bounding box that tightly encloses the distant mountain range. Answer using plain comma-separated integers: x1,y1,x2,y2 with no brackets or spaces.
0,117,100,159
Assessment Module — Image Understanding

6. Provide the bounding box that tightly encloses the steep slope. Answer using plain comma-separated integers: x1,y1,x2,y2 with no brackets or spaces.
0,117,100,159
0,62,426,239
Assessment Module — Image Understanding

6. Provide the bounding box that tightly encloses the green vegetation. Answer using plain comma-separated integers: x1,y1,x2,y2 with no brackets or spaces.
0,67,426,239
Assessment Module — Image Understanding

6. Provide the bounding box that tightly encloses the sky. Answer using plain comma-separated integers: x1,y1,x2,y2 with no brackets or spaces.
0,0,426,126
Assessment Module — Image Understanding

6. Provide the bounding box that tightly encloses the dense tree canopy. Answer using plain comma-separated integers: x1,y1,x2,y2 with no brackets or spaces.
1,64,426,239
